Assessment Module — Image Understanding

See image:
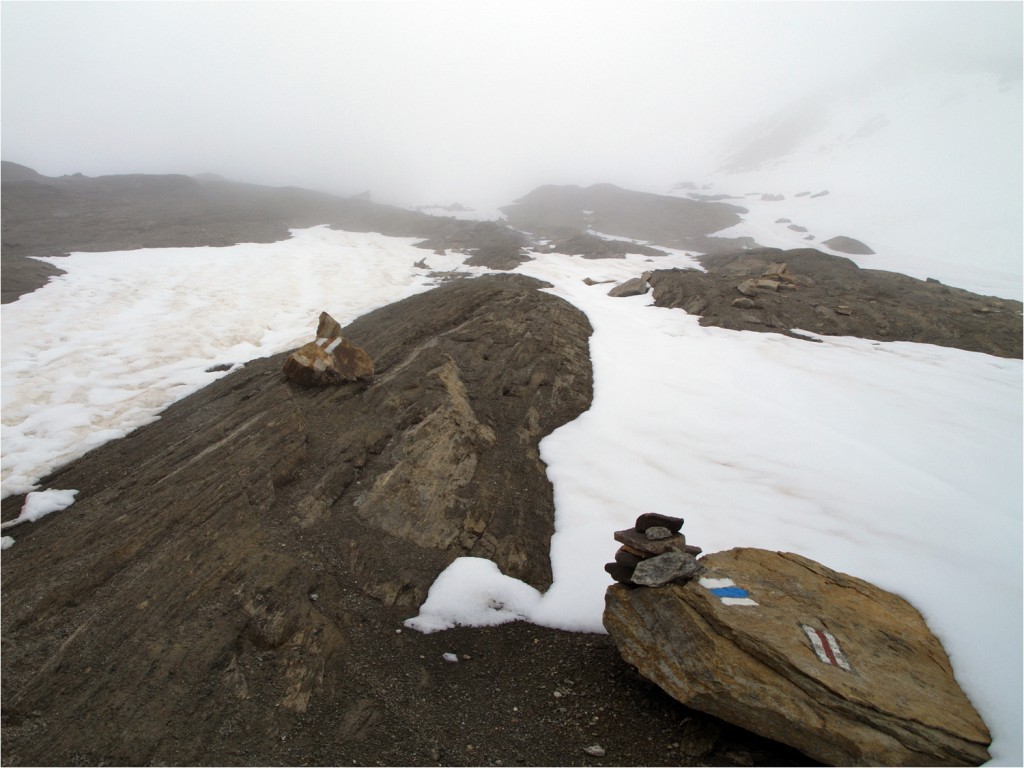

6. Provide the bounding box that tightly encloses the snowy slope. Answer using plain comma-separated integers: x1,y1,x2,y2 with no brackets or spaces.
676,67,1023,301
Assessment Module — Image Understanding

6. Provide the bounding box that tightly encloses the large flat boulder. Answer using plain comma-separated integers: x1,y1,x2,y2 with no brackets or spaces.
603,547,991,766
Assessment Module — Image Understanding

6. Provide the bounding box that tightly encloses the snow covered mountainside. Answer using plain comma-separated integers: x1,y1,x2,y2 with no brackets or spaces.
674,65,1022,301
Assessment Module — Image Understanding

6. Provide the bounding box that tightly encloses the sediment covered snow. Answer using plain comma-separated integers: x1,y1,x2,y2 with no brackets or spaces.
0,227,455,497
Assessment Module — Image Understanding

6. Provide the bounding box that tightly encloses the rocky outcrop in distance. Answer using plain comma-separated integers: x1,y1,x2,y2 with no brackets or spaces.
500,182,757,254
0,162,529,302
646,247,1022,358
604,547,992,766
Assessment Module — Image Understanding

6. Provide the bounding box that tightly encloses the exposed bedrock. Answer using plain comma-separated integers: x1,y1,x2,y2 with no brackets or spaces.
0,274,593,764
644,247,1022,358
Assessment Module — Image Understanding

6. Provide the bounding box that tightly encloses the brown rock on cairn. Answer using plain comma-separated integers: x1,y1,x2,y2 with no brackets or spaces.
282,311,374,386
603,547,992,766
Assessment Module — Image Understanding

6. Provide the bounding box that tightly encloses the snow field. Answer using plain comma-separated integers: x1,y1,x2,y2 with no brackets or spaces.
0,227,464,497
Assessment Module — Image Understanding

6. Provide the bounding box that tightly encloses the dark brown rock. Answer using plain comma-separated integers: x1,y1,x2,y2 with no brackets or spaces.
634,512,683,533
613,547,643,568
613,528,701,557
604,561,635,584
604,547,992,766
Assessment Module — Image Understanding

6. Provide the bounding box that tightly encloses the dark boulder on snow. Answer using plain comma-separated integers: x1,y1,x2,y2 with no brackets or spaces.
604,547,992,766
822,235,875,255
607,271,652,297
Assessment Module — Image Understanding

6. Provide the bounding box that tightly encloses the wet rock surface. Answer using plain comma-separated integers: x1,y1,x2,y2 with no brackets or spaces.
648,247,1022,358
604,548,992,766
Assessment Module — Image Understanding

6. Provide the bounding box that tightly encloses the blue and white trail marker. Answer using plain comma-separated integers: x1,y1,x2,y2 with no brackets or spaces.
699,577,758,606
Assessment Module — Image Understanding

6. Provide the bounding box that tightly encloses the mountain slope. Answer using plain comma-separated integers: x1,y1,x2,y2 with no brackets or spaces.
0,162,527,303
690,66,1023,299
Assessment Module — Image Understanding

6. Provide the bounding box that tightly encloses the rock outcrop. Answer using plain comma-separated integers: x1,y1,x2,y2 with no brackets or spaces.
822,235,875,255
604,547,992,766
282,311,374,385
0,274,594,764
499,183,756,254
607,271,652,298
648,247,1023,358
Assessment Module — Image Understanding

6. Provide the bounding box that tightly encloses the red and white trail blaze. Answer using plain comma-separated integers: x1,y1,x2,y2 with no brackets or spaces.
802,624,852,672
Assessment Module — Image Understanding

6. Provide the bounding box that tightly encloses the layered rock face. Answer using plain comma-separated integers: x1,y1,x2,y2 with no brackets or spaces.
0,274,593,764
604,548,992,766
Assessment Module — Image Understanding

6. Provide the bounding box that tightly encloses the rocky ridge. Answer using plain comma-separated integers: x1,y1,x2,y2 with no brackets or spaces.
643,247,1022,358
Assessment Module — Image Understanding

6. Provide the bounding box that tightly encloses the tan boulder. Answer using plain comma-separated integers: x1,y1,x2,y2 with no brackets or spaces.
283,311,374,386
603,548,991,766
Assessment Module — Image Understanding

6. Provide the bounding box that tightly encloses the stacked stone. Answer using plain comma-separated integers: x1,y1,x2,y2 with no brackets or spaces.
604,513,703,588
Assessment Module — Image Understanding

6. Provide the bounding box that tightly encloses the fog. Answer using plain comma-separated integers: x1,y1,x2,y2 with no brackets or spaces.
2,1,1021,207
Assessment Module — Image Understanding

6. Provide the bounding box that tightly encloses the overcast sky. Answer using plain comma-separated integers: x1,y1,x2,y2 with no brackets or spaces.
2,1,1021,206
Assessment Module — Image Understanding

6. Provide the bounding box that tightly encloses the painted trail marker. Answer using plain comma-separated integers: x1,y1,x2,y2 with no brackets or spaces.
699,577,758,606
802,624,851,672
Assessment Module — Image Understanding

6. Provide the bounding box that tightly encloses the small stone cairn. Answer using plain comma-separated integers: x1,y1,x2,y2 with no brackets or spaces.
282,311,374,386
604,513,704,588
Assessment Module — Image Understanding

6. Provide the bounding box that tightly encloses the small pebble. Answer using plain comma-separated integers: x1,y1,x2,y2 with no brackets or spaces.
583,744,606,757
645,526,673,540
442,652,459,663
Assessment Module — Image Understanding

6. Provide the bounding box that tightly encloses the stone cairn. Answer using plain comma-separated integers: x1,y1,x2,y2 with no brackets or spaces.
604,513,704,588
282,311,374,386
